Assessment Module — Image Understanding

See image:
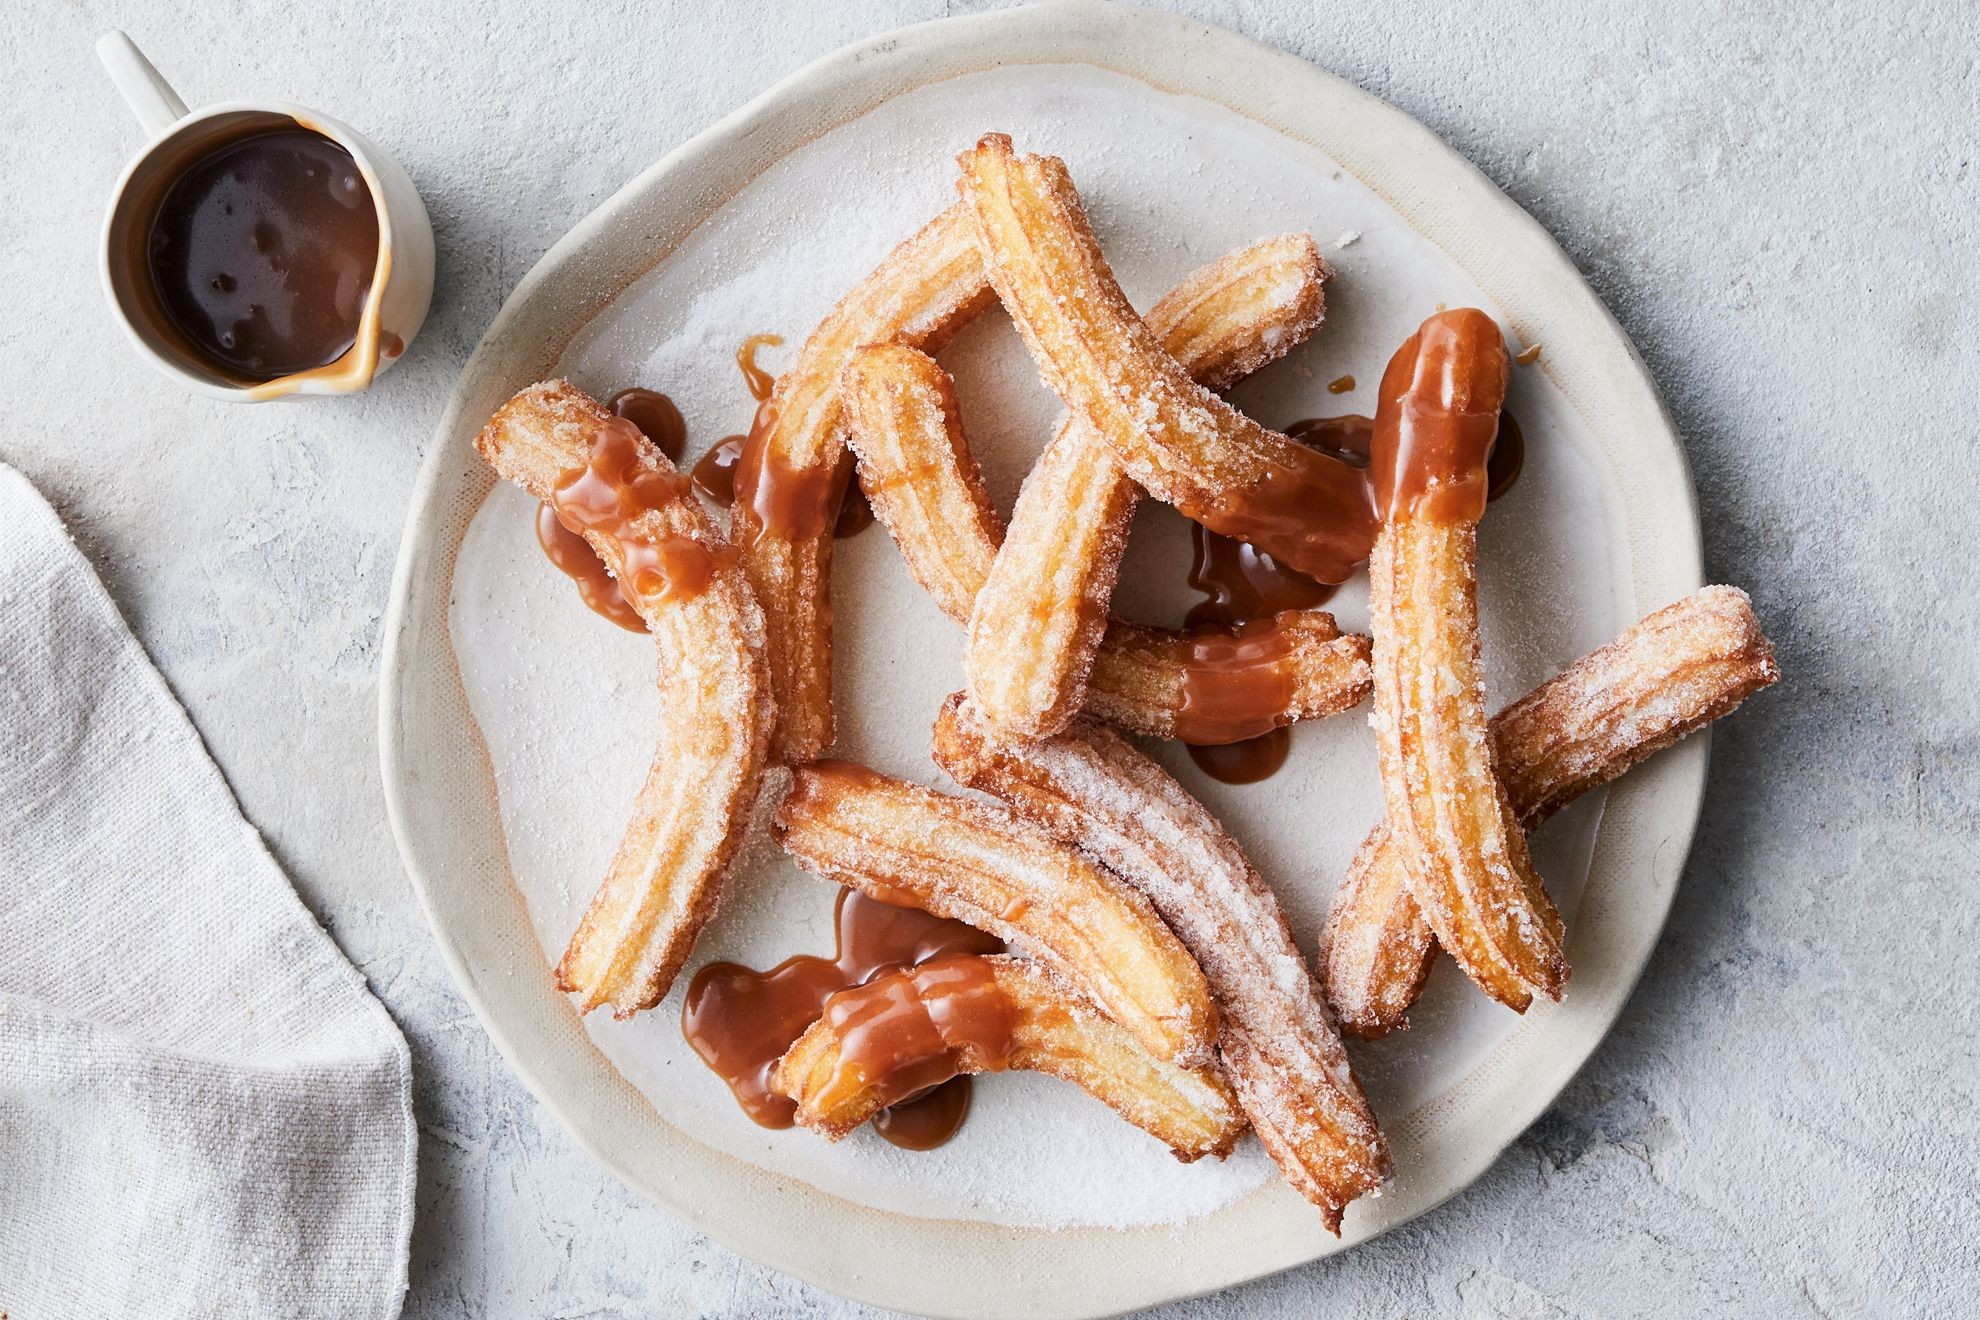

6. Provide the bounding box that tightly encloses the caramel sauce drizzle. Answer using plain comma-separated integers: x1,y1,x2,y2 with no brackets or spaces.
1200,438,1378,587
535,334,878,629
735,334,784,402
811,956,1017,1121
534,503,644,632
547,416,725,615
606,388,687,461
682,888,1002,1145
1369,307,1511,525
1179,415,1367,782
1173,387,1520,785
1170,616,1302,746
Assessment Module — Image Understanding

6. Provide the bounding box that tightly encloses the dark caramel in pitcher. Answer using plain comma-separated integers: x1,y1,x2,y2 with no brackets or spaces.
144,127,379,380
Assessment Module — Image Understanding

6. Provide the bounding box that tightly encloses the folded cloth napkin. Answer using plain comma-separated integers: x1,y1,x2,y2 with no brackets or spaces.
0,465,415,1319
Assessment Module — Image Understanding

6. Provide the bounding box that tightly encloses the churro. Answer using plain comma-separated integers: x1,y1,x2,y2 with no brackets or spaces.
964,232,1332,740
839,331,1370,745
1365,308,1567,1013
955,134,1377,588
1322,585,1778,1036
934,695,1389,1229
474,381,772,1016
840,341,1001,624
731,202,998,761
774,760,1217,1066
773,954,1244,1161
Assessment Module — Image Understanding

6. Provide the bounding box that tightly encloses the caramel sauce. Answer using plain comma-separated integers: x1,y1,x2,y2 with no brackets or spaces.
607,388,687,461
733,407,842,544
1187,730,1290,784
1169,616,1302,745
726,399,874,542
811,956,1016,1120
1177,415,1368,781
1284,413,1375,469
1369,308,1511,525
380,330,404,360
145,127,379,380
548,416,724,610
1202,439,1378,586
1488,409,1526,502
736,333,783,402
534,503,644,632
692,434,746,506
1184,519,1339,630
1327,374,1356,394
681,888,1002,1143
834,482,877,538
871,1081,973,1150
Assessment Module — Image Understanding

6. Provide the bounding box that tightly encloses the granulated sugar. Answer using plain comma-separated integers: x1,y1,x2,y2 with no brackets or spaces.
448,63,1622,1228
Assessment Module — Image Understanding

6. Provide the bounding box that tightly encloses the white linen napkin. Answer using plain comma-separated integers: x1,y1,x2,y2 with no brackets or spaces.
0,465,415,1319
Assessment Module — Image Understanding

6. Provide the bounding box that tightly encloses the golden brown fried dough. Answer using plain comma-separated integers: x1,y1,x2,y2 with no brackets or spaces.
1322,585,1779,1036
774,760,1217,1067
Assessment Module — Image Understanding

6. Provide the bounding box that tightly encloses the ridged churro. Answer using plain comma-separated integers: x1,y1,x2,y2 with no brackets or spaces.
840,332,1370,745
934,695,1389,1229
774,954,1244,1160
773,760,1218,1067
840,341,1001,624
474,381,772,1017
964,233,1332,740
732,203,997,762
1365,308,1567,1014
1322,585,1778,1036
955,134,1377,589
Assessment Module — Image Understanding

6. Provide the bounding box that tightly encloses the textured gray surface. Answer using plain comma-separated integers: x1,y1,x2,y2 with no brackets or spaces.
2,0,1973,1316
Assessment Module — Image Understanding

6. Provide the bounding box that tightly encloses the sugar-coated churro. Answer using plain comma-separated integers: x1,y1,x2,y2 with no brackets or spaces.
773,760,1218,1067
964,232,1333,740
934,695,1389,1230
773,954,1245,1160
840,341,1002,624
956,134,1378,587
1365,307,1567,1013
474,380,772,1017
732,203,998,762
839,325,1370,745
1322,585,1778,1036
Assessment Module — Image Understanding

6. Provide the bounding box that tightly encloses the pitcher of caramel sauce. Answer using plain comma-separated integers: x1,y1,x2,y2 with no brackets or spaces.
96,31,434,401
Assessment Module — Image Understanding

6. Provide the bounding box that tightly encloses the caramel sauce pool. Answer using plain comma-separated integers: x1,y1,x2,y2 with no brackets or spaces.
535,334,881,629
1177,408,1521,785
682,889,1002,1147
146,128,378,380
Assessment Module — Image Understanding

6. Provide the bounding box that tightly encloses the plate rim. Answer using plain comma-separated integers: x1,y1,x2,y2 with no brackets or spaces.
378,2,1707,1315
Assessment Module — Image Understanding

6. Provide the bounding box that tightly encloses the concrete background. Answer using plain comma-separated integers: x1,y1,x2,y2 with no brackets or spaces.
3,0,1973,1315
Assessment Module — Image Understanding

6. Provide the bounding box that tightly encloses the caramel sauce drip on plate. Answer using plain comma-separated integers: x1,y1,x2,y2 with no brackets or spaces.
682,889,1002,1145
1177,415,1368,782
735,333,783,402
606,388,687,461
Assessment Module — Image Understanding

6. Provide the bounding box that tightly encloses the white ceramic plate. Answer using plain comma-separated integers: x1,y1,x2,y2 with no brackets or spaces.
380,3,1703,1315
